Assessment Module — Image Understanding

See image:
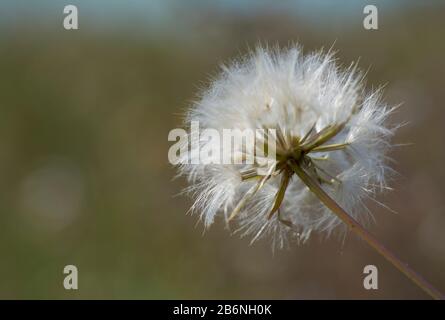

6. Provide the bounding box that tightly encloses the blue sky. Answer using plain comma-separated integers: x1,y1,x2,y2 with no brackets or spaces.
0,0,442,31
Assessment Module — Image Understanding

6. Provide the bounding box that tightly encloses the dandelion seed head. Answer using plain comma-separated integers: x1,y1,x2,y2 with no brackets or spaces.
177,44,396,249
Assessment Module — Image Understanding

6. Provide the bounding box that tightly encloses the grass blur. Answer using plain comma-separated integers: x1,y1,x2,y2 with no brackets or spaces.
0,2,444,299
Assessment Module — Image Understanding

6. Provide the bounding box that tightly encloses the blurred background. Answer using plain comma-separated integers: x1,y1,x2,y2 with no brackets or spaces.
0,0,444,299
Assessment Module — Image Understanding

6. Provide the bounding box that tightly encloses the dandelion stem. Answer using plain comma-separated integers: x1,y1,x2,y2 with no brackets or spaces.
289,161,444,300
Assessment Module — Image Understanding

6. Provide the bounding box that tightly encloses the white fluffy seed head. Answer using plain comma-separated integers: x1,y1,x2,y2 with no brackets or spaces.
177,44,396,249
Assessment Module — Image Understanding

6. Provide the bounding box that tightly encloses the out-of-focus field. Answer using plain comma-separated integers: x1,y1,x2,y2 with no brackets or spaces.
0,4,444,298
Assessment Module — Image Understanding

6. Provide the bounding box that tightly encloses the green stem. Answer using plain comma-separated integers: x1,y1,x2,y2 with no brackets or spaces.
290,161,444,300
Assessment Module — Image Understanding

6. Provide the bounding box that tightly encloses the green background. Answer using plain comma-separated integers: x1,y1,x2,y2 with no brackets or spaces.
0,0,444,299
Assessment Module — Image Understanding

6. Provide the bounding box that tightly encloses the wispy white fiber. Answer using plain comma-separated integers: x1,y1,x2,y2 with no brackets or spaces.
177,44,396,249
